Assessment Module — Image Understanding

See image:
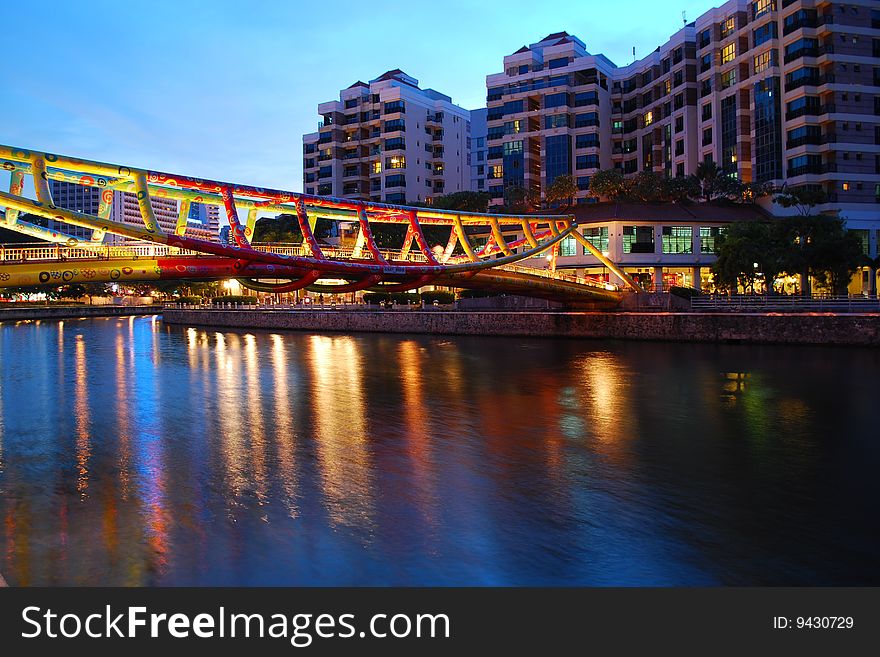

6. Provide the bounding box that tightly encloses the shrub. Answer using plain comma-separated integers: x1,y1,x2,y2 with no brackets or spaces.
669,286,701,299
362,292,390,305
177,296,203,305
421,291,455,305
211,295,257,305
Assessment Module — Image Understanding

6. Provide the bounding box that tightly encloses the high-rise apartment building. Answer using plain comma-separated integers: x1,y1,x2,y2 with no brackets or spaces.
48,181,218,243
302,70,471,205
469,108,489,193
485,1,879,225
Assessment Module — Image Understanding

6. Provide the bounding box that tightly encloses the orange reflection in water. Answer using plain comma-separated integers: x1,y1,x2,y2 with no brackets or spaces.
74,335,91,498
397,341,438,530
577,353,634,459
244,334,268,506
308,335,374,531
270,334,299,518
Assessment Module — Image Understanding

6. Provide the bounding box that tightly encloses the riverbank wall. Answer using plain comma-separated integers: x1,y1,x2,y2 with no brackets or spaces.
0,305,163,322
162,308,880,346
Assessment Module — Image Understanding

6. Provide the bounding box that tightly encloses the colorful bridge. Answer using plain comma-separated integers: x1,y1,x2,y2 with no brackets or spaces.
0,145,638,304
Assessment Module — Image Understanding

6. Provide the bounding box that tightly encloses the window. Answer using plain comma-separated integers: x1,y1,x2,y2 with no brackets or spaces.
549,57,569,69
384,119,405,132
753,0,774,19
675,139,685,156
662,226,693,254
721,69,737,89
545,114,569,129
701,53,712,73
545,92,569,108
583,227,609,254
385,155,405,169
575,112,599,128
699,29,711,49
721,43,736,64
622,226,655,253
384,137,405,150
702,103,713,121
703,127,713,145
700,227,726,253
675,116,684,133
575,154,600,170
753,22,777,47
644,111,654,127
385,174,405,188
502,141,523,155
576,134,599,149
559,237,577,257
371,161,382,174
754,50,773,73
383,100,405,114
504,100,524,115
720,17,736,39
504,119,524,134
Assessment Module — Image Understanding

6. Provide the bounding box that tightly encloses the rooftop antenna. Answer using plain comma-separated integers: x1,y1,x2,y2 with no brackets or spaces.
632,46,636,63
682,10,687,26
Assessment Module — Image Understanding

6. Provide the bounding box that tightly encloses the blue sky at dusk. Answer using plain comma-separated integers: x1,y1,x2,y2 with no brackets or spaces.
1,0,718,192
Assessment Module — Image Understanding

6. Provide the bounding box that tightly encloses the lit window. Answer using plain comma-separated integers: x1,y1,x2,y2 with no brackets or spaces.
754,51,771,73
644,111,654,127
721,42,736,64
753,0,774,19
720,17,736,39
489,165,503,179
371,161,381,174
386,155,406,169
842,182,850,191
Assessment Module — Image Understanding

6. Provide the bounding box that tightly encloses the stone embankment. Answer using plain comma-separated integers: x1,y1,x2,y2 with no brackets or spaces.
162,308,880,346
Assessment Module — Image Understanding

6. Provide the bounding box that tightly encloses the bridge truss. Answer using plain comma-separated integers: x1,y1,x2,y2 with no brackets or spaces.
0,145,636,304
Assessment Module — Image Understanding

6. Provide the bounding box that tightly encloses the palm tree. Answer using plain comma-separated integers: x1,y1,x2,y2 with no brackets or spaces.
693,161,721,201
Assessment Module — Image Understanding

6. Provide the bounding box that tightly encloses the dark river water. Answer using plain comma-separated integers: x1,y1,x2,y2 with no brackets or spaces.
0,315,877,586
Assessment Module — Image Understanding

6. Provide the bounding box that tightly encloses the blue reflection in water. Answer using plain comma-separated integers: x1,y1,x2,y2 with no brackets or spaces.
0,316,878,586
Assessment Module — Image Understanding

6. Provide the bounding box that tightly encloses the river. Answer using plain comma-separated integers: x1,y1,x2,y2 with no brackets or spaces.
0,315,877,585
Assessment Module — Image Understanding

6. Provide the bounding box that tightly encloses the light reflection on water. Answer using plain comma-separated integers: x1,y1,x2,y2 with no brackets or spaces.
0,316,878,586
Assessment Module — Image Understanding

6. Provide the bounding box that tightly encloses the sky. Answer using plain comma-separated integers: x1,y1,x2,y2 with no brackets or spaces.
0,0,719,194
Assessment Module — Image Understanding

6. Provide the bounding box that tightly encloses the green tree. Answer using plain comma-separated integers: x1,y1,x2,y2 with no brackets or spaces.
501,185,540,213
779,215,862,295
431,191,491,213
712,221,788,294
588,169,627,201
252,214,303,243
773,186,828,216
661,176,701,203
545,175,578,207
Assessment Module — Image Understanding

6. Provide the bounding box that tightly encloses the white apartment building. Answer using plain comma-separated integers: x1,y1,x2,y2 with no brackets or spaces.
302,70,471,205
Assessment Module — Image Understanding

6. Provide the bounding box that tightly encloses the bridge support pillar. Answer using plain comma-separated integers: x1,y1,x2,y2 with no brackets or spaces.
653,266,663,293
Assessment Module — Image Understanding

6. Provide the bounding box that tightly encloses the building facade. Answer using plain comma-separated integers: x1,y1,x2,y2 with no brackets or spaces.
485,1,879,226
469,108,489,193
302,70,471,205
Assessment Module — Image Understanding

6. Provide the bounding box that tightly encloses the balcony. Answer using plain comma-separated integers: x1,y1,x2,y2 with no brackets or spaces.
786,133,836,148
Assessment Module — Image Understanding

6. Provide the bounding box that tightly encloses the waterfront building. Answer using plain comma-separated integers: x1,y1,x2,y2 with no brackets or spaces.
469,108,489,193
302,70,471,205
485,1,879,227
